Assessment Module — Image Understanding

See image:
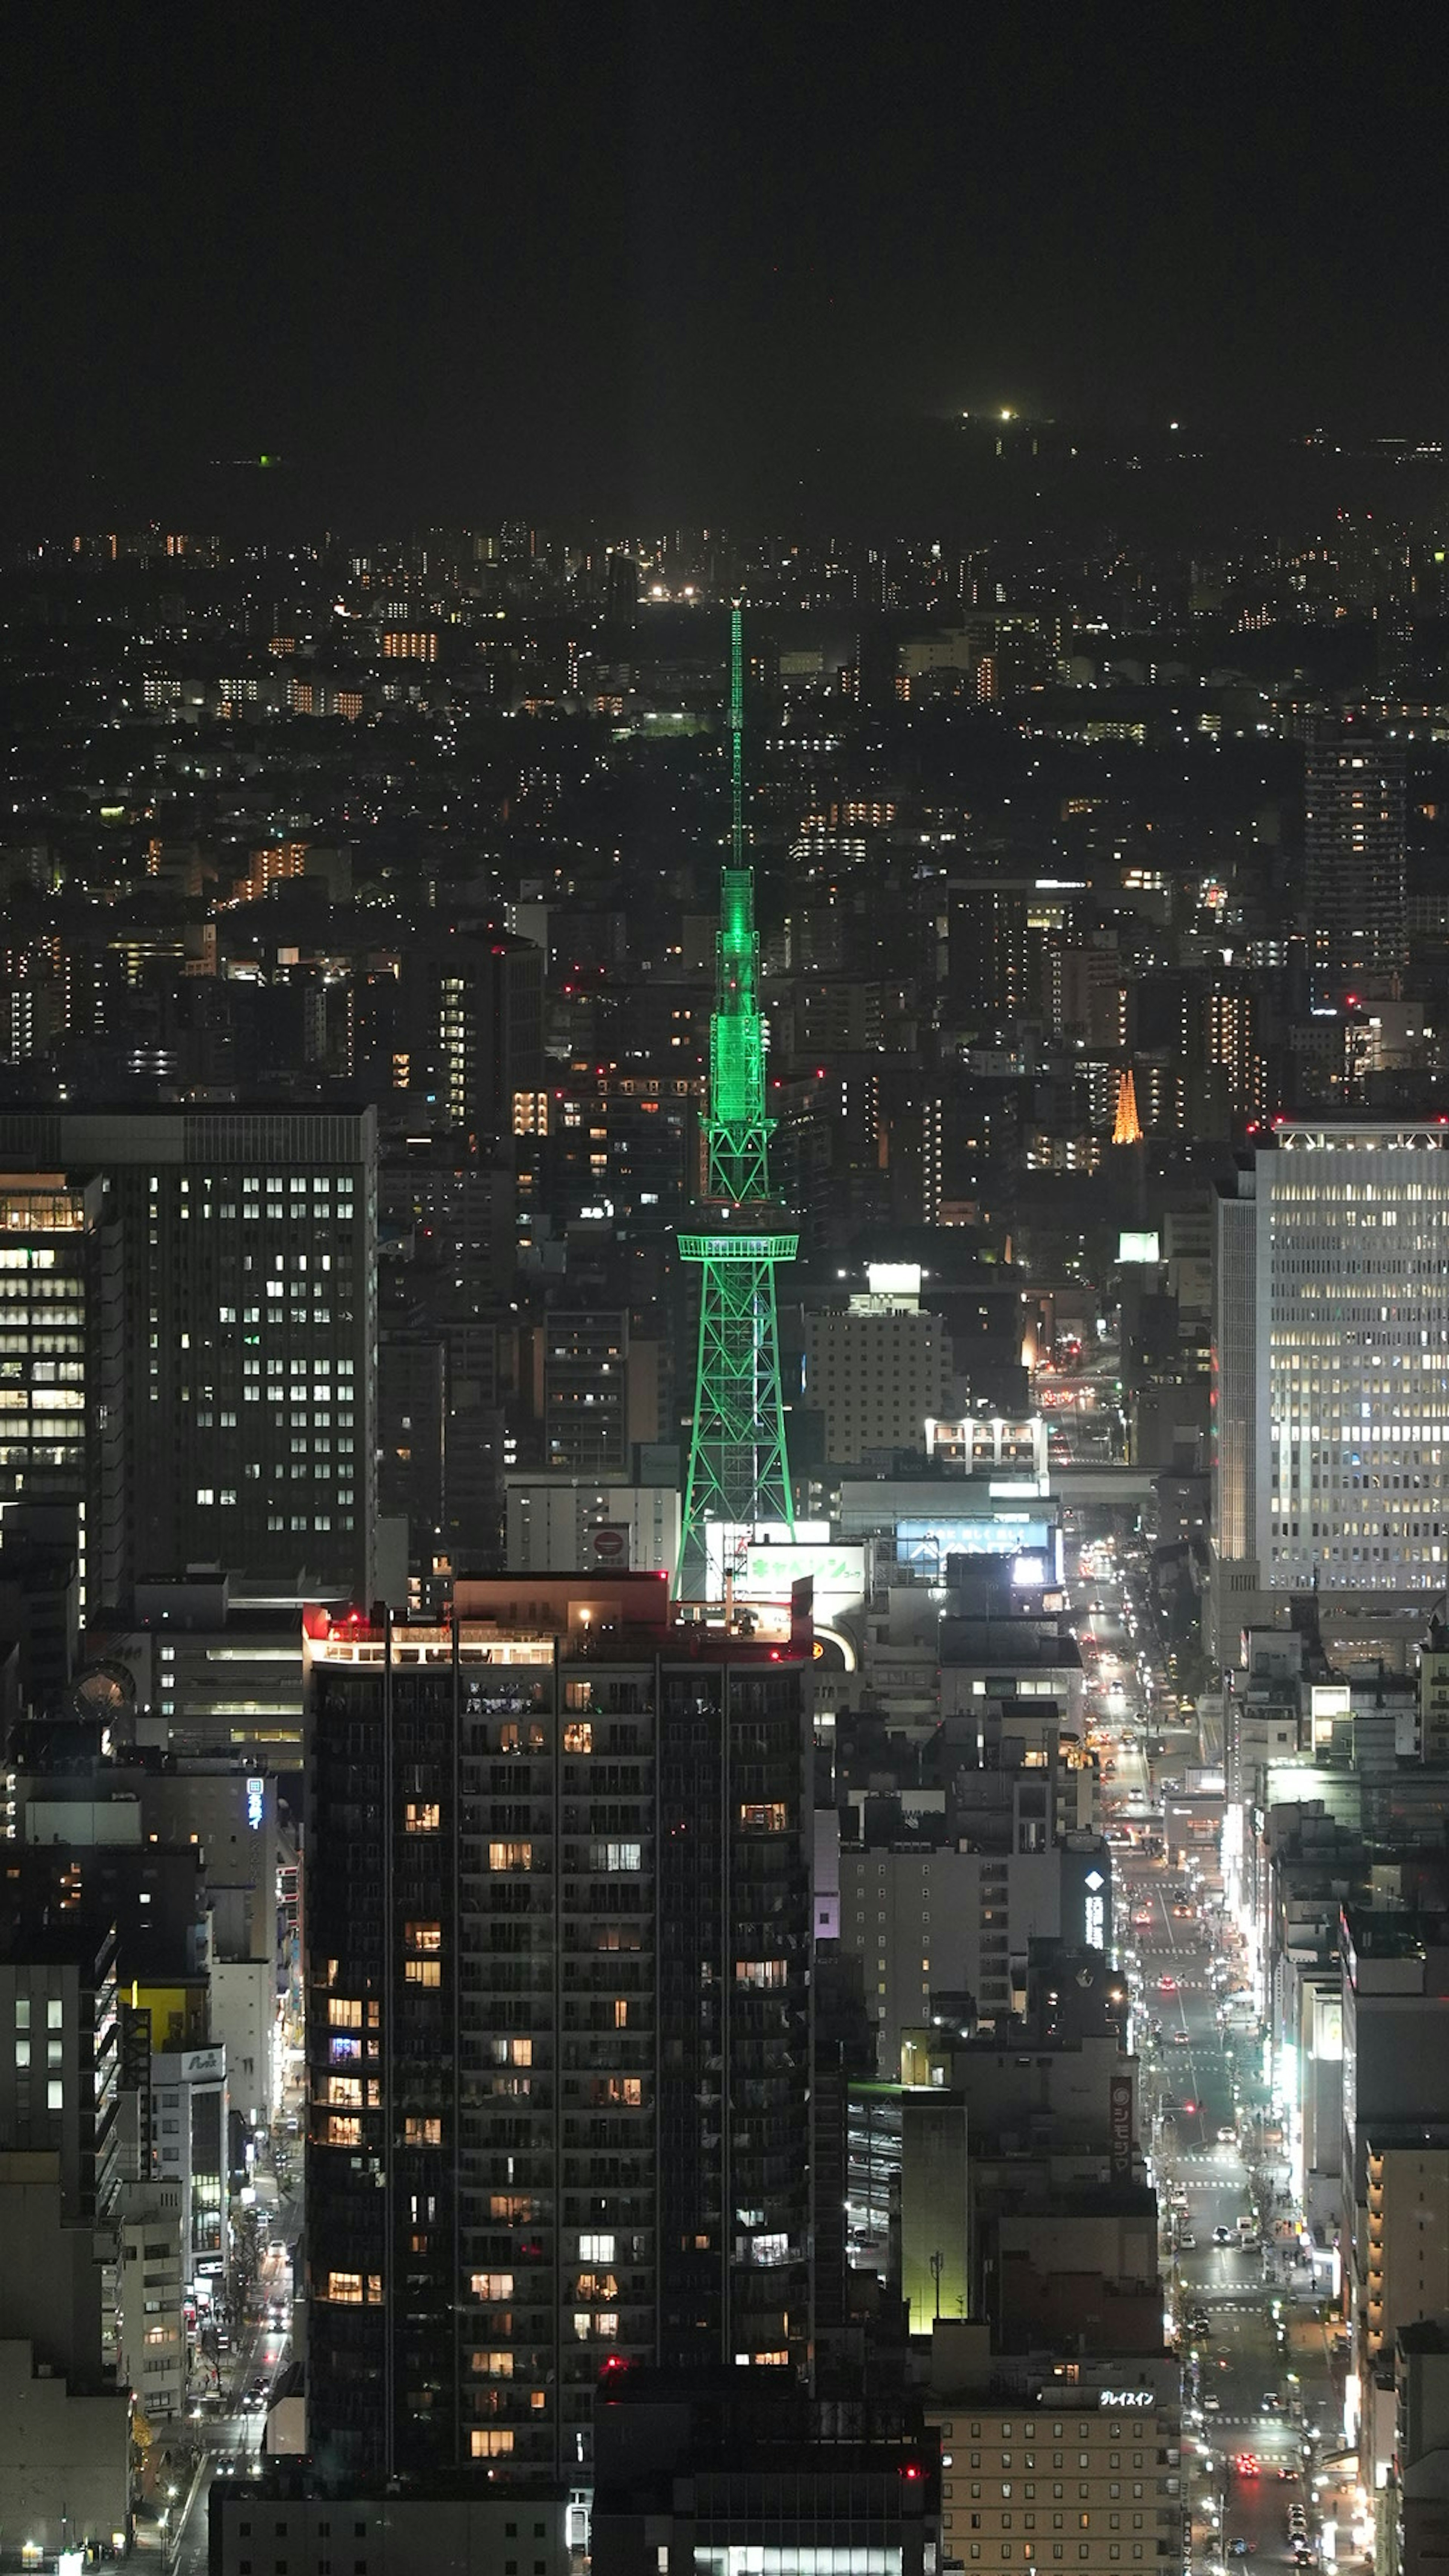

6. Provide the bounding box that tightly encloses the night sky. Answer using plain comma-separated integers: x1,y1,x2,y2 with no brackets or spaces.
3,4,1444,530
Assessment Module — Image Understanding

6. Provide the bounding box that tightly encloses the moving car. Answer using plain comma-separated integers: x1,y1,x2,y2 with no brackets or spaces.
1217,2125,1237,2144
1212,2224,1233,2244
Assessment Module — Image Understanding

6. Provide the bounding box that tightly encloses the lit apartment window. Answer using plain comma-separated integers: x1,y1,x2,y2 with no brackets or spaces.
404,1802,440,1833
404,1922,441,1953
575,2270,618,2302
739,1802,788,1832
589,1840,641,1873
329,1999,363,2029
489,1840,534,1871
404,2116,441,2147
325,2271,364,2305
563,1722,593,1753
470,2430,514,2457
470,2271,514,2300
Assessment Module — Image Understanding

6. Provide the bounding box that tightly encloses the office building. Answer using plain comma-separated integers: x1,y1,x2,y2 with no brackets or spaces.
0,1107,380,1607
805,1275,953,1467
109,2176,186,2418
1304,729,1407,998
150,2041,228,2281
303,1574,812,2485
208,2474,571,2576
1211,1123,1449,1660
839,1835,1111,2052
85,1570,308,1764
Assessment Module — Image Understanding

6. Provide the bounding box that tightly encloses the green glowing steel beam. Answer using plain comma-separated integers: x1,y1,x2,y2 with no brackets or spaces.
677,604,797,1595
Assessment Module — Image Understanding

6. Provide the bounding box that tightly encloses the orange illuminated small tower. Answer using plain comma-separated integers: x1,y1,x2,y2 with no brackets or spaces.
1112,1066,1143,1146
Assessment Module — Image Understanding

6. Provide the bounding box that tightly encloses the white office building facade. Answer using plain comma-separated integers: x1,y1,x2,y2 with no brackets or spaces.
1212,1123,1449,1655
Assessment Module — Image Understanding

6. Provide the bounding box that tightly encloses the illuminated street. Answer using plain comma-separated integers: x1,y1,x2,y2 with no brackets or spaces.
1071,1527,1361,2576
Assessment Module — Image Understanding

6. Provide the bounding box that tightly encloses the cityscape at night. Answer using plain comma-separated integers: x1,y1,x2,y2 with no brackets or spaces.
6,12,1449,2576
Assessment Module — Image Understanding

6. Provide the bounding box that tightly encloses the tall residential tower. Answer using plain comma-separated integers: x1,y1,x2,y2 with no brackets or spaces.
1304,728,1407,999
303,1574,812,2484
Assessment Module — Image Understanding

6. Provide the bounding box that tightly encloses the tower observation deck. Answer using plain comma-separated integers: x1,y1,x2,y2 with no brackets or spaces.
676,606,797,1597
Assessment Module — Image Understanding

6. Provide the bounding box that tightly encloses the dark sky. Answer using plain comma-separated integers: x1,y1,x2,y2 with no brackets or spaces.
3,3,1445,529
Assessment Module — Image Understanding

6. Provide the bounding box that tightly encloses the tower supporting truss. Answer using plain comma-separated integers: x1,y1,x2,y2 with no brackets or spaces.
677,606,797,1598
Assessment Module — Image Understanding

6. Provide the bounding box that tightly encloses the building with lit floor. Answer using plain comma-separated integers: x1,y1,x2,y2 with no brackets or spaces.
924,2320,1182,2576
1211,1122,1449,1664
303,1573,813,2485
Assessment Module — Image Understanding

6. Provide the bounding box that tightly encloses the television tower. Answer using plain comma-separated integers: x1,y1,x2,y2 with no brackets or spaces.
676,605,797,1596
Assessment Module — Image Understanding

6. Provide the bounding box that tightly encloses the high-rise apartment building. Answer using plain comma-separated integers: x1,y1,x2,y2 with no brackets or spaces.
1211,1121,1449,1658
0,1170,124,1611
0,1921,120,2227
403,936,545,1136
1304,730,1407,997
303,1574,812,2486
527,1310,660,1477
0,1107,378,1607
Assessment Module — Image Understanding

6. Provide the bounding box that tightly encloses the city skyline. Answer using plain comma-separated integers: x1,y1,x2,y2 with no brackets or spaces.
10,18,1449,2573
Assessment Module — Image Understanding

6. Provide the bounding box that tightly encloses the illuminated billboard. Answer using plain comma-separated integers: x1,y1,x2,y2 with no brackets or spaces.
897,1516,1051,1567
740,1541,868,1623
1118,1230,1161,1264
866,1261,922,1297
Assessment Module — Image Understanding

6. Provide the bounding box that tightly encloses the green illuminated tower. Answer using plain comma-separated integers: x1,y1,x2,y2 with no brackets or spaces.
677,606,797,1596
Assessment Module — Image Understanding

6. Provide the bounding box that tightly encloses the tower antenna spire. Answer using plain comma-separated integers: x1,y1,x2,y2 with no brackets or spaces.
729,596,745,868
676,603,797,1596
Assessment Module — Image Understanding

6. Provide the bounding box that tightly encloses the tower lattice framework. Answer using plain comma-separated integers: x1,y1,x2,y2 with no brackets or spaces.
677,606,797,1596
